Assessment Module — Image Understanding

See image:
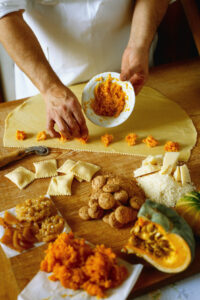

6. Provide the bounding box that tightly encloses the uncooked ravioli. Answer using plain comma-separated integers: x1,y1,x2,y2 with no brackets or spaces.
3,85,197,161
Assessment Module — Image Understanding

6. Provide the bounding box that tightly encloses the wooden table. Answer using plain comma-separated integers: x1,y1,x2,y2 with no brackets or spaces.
0,58,200,300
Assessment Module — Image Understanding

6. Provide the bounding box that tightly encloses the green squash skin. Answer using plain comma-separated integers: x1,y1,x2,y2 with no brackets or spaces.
176,191,200,236
138,200,195,261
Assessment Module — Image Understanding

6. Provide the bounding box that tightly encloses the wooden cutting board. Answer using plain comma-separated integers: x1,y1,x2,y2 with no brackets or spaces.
0,79,200,300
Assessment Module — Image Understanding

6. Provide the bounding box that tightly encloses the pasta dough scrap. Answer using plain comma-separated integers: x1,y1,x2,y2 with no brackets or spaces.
34,159,57,179
70,161,101,182
5,166,35,189
57,159,83,182
47,173,74,196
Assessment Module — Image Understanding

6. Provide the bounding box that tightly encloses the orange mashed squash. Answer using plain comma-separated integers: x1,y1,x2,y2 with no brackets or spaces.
101,134,114,147
16,130,26,140
36,131,47,141
91,74,126,118
143,135,158,148
40,232,128,298
164,141,180,152
125,133,138,146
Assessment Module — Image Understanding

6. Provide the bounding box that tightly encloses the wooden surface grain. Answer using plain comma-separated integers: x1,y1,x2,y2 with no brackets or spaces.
0,58,200,300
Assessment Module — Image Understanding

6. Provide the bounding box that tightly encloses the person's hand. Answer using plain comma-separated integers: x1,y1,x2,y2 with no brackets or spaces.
120,46,149,95
43,85,88,140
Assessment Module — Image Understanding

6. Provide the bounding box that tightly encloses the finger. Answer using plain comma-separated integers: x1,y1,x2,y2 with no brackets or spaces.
130,74,145,95
120,69,131,81
72,110,89,139
46,118,60,138
64,112,81,138
55,116,72,139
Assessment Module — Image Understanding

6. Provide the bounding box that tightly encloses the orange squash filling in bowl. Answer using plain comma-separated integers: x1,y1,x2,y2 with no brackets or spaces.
91,74,126,118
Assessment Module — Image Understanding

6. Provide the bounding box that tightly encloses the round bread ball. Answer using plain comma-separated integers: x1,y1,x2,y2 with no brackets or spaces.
99,192,115,210
113,189,129,204
115,206,137,224
79,206,90,220
91,175,107,191
102,183,120,193
88,204,104,219
109,212,123,228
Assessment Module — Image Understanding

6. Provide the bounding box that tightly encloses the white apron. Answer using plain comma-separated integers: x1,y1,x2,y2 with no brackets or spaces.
13,0,156,99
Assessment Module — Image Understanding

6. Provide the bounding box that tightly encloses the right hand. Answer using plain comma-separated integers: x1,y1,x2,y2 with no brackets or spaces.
43,85,88,140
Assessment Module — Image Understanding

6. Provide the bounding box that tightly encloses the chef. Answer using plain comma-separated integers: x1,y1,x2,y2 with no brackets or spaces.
0,0,170,139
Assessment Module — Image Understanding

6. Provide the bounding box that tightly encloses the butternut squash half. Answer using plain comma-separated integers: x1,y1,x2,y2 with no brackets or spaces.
122,200,195,273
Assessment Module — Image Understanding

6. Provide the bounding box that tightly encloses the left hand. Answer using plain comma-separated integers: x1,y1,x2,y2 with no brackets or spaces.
120,46,149,95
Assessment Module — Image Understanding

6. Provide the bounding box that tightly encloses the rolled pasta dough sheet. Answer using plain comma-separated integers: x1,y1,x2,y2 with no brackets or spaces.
3,86,197,161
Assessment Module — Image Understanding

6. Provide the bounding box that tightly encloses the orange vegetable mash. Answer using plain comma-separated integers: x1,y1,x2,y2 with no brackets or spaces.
164,141,180,152
143,135,158,148
101,133,114,147
36,131,47,141
40,232,128,298
16,130,26,140
125,133,138,146
91,74,126,117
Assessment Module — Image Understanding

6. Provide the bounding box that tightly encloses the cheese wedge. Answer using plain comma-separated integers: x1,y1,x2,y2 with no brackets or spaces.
173,166,181,182
160,152,180,175
142,155,163,166
180,164,191,186
133,165,161,178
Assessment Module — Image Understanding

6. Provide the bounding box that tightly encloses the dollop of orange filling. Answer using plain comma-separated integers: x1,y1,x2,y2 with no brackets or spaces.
16,130,26,140
40,232,128,298
91,74,126,117
125,133,138,146
36,131,47,141
143,135,158,147
164,141,180,152
101,133,114,147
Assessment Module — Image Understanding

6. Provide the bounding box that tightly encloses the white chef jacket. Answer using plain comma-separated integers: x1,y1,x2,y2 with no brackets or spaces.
0,0,157,100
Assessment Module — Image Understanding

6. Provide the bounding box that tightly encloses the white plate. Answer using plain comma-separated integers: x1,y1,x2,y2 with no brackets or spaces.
82,72,135,128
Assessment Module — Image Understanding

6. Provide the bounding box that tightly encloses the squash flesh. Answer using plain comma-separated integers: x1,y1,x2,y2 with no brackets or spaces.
123,218,191,273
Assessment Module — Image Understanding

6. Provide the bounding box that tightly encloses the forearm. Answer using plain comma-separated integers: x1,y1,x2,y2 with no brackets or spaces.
0,11,63,94
128,0,169,51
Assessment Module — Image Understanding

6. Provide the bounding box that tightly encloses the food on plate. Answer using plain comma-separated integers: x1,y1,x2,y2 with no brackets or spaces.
91,74,126,118
134,153,195,207
16,196,56,222
101,133,114,147
122,200,195,273
16,130,27,140
142,135,158,147
0,211,38,252
164,141,180,152
0,196,66,253
125,133,138,146
5,166,35,190
36,215,65,242
176,191,200,236
79,174,145,228
76,136,89,144
36,131,47,141
40,232,128,298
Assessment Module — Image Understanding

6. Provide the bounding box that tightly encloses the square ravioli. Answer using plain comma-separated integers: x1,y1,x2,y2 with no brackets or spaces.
47,173,74,196
57,159,83,182
70,161,100,182
5,166,35,189
34,159,57,178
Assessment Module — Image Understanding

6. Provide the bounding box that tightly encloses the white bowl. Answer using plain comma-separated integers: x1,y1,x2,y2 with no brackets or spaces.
82,72,135,128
